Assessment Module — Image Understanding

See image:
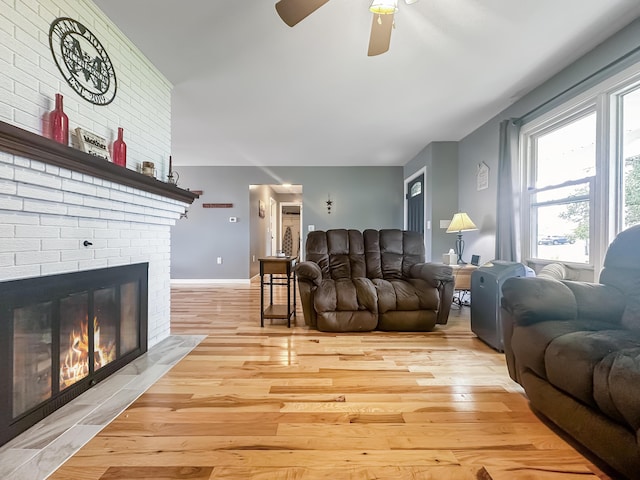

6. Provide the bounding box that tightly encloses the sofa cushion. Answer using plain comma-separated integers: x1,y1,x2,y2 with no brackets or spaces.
545,329,640,408
364,229,425,280
601,267,640,331
511,319,618,382
594,347,640,430
306,229,367,280
599,224,640,330
372,278,438,314
378,310,437,331
314,278,377,314
316,310,378,332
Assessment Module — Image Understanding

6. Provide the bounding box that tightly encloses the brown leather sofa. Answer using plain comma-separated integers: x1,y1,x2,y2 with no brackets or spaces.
501,224,640,479
295,229,454,332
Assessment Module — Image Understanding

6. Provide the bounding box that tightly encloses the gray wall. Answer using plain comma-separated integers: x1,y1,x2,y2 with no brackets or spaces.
171,166,403,279
171,19,640,279
456,18,640,265
404,142,459,262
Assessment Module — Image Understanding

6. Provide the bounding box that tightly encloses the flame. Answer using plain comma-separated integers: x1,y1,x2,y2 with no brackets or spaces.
59,316,115,389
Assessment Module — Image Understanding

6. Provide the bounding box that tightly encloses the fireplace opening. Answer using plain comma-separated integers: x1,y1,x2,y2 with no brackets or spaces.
0,263,148,446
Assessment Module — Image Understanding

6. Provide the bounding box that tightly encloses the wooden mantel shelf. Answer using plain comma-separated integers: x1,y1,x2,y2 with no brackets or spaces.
0,120,198,204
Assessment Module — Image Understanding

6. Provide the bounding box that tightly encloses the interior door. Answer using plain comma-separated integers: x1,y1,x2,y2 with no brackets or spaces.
407,174,424,233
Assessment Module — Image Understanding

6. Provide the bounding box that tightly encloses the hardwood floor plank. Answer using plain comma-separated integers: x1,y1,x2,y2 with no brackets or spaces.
47,283,615,479
209,465,491,480
100,466,214,480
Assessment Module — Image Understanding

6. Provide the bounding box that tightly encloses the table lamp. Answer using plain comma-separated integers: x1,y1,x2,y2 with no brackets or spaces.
446,212,478,264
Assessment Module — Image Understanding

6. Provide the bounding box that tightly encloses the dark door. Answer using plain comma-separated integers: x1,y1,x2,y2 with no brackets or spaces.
407,174,424,233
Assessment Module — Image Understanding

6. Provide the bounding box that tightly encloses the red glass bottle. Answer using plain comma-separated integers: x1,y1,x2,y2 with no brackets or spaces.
112,127,127,167
50,93,69,145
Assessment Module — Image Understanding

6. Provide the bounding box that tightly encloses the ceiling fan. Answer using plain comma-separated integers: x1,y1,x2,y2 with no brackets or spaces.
275,0,420,56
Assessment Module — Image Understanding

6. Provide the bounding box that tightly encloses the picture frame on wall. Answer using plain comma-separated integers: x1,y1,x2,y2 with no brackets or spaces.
259,200,266,218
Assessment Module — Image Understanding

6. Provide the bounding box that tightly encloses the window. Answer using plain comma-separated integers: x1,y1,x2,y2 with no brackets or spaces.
410,180,422,197
527,112,595,264
520,62,640,270
621,86,640,230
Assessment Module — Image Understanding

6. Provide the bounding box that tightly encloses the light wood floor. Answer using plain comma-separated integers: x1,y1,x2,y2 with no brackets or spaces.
49,282,614,480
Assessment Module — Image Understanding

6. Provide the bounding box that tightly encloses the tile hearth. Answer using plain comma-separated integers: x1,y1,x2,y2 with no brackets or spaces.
0,334,205,480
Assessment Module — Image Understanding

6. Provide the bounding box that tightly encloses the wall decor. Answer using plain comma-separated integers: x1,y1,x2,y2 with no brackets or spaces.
203,203,233,208
141,161,155,177
49,17,117,105
49,93,69,145
477,161,489,191
74,127,110,161
167,155,179,184
259,200,266,218
112,127,127,166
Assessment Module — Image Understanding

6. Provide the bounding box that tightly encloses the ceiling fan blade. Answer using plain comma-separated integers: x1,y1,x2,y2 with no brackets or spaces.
275,0,331,27
367,13,394,56
405,0,419,4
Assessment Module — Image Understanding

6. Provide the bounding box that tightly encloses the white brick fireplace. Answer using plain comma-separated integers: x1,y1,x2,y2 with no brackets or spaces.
0,126,194,347
0,0,197,347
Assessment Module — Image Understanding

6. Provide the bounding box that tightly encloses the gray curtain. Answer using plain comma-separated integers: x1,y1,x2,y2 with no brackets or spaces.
495,119,521,261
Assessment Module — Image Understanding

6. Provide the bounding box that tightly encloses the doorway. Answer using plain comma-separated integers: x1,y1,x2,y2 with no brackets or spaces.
269,197,277,256
404,168,428,256
405,168,426,234
249,184,303,278
280,203,302,259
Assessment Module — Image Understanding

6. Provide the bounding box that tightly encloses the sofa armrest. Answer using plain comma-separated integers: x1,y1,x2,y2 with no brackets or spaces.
295,261,322,287
408,263,454,324
501,276,578,326
408,263,454,288
502,277,627,327
561,280,626,324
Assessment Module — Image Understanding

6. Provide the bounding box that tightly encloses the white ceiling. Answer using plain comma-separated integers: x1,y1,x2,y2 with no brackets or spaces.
93,0,640,168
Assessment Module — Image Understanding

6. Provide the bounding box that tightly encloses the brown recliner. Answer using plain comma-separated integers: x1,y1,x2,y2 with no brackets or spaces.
501,224,640,479
295,229,454,332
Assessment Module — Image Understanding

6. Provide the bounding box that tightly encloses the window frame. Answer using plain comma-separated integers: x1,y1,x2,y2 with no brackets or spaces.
519,61,640,275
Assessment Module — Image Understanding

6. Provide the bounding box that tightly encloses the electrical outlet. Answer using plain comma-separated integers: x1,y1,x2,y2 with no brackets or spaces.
252,255,256,262
217,257,222,264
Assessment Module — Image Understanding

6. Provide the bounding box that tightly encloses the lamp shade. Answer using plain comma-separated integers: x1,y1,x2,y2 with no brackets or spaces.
370,0,398,15
446,212,478,233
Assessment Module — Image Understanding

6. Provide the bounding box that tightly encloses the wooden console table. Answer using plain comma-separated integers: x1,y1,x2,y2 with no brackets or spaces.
259,256,296,328
451,264,477,306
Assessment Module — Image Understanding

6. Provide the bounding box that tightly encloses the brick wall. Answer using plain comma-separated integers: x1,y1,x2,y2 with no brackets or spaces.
0,0,172,176
0,150,188,345
0,1,183,347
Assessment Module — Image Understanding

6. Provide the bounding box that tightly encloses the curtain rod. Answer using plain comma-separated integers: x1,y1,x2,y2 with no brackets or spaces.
516,42,640,124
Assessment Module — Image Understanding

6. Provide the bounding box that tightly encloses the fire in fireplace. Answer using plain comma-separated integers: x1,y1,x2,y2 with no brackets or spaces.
0,263,148,446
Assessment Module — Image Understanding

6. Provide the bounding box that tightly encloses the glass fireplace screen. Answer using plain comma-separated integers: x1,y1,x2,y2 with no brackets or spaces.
1,263,147,446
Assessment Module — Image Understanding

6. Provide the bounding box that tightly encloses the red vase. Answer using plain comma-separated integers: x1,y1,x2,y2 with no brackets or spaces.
112,127,127,167
50,93,69,145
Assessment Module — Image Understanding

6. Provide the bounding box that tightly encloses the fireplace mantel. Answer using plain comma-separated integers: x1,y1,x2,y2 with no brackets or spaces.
0,120,198,204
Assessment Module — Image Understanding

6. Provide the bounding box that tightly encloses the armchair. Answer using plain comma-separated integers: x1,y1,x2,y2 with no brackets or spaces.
501,225,640,478
296,229,454,332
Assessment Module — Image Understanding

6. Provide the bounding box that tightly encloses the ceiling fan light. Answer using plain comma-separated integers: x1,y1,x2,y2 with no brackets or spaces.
369,0,398,15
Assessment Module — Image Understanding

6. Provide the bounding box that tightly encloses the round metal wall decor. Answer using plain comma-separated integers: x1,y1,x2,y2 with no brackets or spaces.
49,17,117,106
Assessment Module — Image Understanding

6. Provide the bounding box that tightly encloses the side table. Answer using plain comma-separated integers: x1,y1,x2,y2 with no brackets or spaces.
259,256,296,327
451,264,477,306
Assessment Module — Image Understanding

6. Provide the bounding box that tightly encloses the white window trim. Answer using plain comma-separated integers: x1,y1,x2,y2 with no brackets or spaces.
519,61,640,275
